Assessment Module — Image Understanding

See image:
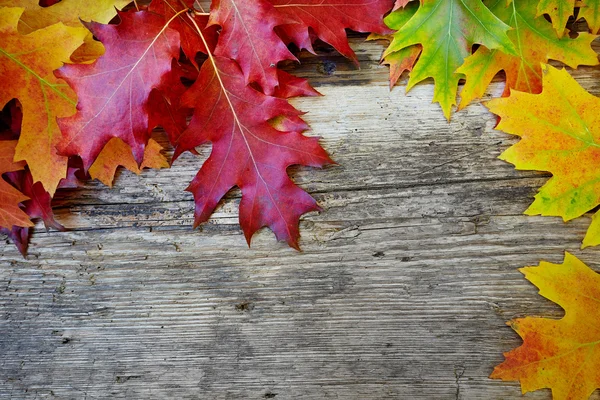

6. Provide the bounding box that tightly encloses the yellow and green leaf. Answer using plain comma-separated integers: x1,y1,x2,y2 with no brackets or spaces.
458,0,598,109
383,0,516,119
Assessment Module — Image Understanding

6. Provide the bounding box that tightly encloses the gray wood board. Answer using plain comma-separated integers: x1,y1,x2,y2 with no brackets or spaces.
1,35,600,399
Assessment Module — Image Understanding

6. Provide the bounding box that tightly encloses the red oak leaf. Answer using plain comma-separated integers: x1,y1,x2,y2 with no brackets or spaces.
271,0,395,61
148,0,218,65
1,170,65,256
274,69,321,99
174,56,333,249
148,59,197,145
208,0,297,95
56,10,180,170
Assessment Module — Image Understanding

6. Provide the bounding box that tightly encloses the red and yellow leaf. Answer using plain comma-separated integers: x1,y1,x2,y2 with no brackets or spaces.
56,10,180,171
492,253,600,400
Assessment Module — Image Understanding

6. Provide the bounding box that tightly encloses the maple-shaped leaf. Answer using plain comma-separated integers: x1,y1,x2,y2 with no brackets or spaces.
208,0,297,95
0,7,86,195
492,253,600,399
0,140,32,230
175,56,333,249
149,0,218,64
457,0,598,109
383,0,516,119
487,65,600,247
580,0,600,33
375,1,420,88
89,137,168,187
56,10,180,171
270,0,394,62
537,0,575,37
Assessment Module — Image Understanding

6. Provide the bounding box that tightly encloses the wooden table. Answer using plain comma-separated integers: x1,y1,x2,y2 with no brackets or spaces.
2,36,600,399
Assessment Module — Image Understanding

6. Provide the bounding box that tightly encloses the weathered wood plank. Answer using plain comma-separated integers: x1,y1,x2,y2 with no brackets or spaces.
1,34,600,399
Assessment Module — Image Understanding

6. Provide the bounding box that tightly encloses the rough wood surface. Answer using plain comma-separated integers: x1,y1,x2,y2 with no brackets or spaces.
1,33,600,399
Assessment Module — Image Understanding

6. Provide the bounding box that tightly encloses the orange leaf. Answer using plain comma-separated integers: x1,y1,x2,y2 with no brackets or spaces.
491,253,600,400
0,140,33,229
0,7,86,195
89,138,169,187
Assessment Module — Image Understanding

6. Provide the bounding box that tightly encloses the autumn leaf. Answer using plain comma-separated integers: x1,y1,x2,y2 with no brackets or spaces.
583,211,600,248
487,65,600,247
175,54,333,249
0,0,130,62
383,0,516,119
0,6,86,195
0,0,130,32
375,1,420,88
149,0,218,65
0,140,32,230
270,0,395,62
89,137,169,187
148,59,197,145
56,10,180,171
457,0,598,109
208,0,297,95
580,0,600,33
491,252,600,400
538,0,575,36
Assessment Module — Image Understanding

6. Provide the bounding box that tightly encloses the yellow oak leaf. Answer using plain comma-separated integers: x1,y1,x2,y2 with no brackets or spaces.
89,138,169,187
491,252,600,400
0,0,129,62
0,0,130,33
487,65,600,247
583,211,600,248
0,7,86,195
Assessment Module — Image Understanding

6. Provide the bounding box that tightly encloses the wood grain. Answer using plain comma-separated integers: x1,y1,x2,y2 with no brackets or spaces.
1,32,600,399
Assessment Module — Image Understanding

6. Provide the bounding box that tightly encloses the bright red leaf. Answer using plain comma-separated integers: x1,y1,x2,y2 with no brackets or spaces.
56,10,180,170
174,55,333,248
208,0,297,95
271,0,395,62
148,0,218,65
